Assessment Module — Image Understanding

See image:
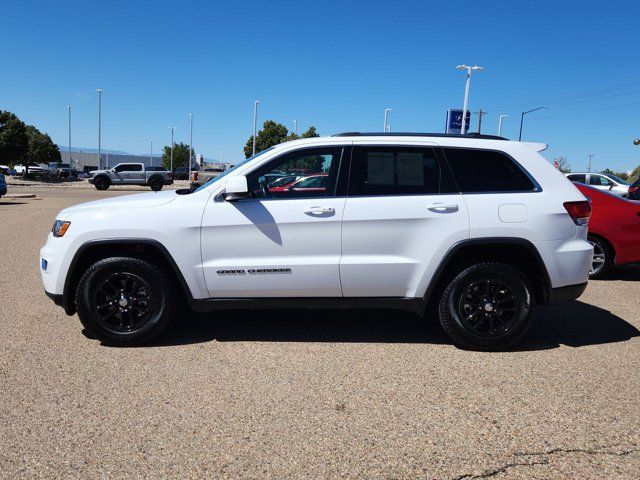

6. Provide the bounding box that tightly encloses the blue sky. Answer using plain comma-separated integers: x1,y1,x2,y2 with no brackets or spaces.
1,0,639,172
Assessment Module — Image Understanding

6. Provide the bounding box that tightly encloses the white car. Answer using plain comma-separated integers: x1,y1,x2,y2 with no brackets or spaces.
565,172,630,197
40,133,592,350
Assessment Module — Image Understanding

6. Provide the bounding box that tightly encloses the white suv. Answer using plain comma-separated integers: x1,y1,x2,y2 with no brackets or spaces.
40,133,593,350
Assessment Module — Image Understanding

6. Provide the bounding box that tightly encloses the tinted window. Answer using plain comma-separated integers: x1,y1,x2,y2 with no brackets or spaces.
349,146,443,196
567,174,586,183
146,166,166,171
246,147,342,198
114,164,142,172
590,175,615,186
443,148,536,192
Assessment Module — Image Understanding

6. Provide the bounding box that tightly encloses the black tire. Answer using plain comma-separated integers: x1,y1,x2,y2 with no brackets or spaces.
587,235,613,279
438,262,534,351
94,176,110,191
75,257,176,346
149,177,163,191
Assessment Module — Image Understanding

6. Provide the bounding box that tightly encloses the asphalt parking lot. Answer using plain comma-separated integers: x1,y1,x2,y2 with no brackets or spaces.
1,186,639,479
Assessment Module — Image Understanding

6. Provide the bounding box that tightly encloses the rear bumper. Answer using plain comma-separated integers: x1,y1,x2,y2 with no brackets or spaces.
547,282,587,304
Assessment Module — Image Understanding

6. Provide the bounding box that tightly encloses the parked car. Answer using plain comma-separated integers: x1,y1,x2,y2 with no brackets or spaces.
14,163,44,178
574,183,640,278
628,178,640,200
57,163,72,178
174,166,190,180
0,173,7,198
0,165,16,176
88,163,174,191
40,133,592,351
565,172,630,197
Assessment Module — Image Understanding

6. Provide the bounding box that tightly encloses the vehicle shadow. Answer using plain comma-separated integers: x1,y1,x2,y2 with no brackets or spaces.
0,201,26,206
595,264,640,281
151,300,639,351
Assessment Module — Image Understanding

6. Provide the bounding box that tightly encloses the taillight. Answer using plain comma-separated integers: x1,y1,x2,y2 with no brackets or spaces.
564,201,591,226
168,172,173,178
629,186,639,194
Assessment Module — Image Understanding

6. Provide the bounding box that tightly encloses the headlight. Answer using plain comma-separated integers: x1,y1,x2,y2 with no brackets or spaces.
52,220,71,237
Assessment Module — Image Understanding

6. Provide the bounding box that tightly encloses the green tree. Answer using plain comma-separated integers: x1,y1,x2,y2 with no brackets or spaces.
162,142,195,170
25,125,61,164
301,126,319,138
0,110,29,165
244,120,290,158
628,165,640,183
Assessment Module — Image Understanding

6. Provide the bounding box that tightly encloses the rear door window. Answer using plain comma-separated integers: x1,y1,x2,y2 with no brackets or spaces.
348,146,455,196
442,148,537,193
567,174,586,183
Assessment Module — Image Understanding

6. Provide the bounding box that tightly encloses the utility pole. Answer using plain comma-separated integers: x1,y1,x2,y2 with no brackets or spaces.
293,120,297,135
150,140,153,167
167,126,176,172
96,89,103,168
67,106,72,167
474,109,488,133
587,154,595,172
252,100,261,155
188,113,193,181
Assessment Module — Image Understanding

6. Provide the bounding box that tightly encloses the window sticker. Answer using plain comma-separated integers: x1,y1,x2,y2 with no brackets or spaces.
397,153,424,186
367,152,394,185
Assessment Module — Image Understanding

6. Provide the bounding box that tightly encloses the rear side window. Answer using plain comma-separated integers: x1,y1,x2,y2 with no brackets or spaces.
349,146,452,196
442,148,537,193
567,174,586,183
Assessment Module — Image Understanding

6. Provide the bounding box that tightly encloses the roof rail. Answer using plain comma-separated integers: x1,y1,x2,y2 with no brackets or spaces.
332,132,507,140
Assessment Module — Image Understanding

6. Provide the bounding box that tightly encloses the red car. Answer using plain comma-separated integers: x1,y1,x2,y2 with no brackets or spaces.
575,183,640,278
268,174,328,193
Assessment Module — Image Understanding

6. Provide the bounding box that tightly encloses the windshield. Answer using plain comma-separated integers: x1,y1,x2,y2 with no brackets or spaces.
194,147,276,192
606,174,629,185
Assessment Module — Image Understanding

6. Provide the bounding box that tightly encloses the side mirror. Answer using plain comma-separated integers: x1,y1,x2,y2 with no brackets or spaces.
224,176,250,201
609,184,614,190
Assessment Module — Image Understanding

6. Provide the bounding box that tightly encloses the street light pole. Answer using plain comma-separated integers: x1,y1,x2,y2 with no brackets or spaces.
96,89,103,168
252,100,261,155
456,65,484,135
67,105,72,167
150,140,153,167
293,120,297,135
587,154,595,172
498,114,508,136
384,108,392,132
519,106,549,141
188,113,193,181
167,126,176,172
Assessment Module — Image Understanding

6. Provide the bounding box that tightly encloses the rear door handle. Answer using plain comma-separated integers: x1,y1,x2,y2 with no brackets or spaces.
304,206,335,215
427,203,459,213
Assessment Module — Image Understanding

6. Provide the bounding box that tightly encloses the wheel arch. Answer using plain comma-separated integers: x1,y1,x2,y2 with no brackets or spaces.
62,239,192,315
424,238,552,306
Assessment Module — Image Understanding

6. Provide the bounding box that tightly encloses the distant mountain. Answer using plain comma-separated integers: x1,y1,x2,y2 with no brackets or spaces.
57,145,133,156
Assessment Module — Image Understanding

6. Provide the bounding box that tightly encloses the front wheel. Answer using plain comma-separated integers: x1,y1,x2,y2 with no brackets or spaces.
438,263,534,351
75,257,176,346
94,177,110,190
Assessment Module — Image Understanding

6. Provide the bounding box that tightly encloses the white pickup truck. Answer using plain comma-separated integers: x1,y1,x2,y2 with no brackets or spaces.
88,163,174,191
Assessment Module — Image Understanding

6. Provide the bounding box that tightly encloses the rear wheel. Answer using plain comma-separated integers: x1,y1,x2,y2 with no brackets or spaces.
94,176,110,190
75,257,176,346
149,177,163,191
438,262,534,351
587,235,613,279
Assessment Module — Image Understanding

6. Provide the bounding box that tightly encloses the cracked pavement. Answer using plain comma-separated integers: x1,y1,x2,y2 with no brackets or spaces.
1,187,639,479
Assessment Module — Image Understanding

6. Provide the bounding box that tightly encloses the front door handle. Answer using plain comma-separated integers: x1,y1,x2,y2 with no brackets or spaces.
427,203,459,213
304,206,335,215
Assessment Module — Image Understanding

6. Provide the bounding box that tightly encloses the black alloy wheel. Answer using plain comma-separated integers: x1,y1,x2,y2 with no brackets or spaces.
438,262,534,351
